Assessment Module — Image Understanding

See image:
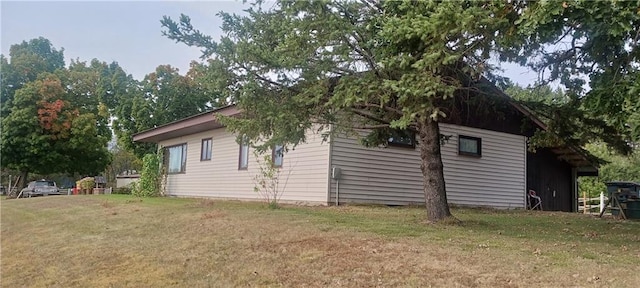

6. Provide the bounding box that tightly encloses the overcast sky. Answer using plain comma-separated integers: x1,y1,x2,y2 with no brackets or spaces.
1,0,537,85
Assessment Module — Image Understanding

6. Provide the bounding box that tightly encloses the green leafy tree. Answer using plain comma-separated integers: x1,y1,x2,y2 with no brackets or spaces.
1,75,67,184
185,60,233,108
508,1,640,150
1,73,112,186
505,84,568,105
1,38,113,189
104,146,142,187
1,37,65,121
579,143,640,198
162,1,639,222
113,64,211,157
162,1,529,222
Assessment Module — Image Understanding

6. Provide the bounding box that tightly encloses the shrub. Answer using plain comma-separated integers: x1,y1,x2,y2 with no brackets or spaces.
76,177,95,194
252,151,292,209
132,153,162,197
112,187,132,195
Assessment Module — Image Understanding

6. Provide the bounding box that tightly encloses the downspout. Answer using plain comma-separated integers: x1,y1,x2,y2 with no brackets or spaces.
524,137,528,209
331,166,342,206
326,124,334,205
335,178,340,206
571,167,578,212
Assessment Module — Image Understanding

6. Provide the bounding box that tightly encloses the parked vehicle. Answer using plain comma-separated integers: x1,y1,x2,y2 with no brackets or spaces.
20,180,61,197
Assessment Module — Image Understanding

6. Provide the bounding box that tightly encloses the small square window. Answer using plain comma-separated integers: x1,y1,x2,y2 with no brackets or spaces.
458,135,481,157
201,138,212,161
387,129,416,148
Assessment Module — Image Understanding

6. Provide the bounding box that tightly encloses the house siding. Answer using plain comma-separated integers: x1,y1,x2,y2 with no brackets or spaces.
158,127,330,204
329,123,527,208
115,176,140,188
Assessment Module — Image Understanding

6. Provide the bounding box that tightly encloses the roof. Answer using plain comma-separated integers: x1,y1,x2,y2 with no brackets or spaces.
604,181,640,186
133,105,240,143
477,78,598,171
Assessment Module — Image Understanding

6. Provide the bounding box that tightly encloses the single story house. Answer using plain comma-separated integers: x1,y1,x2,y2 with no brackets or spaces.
133,88,598,212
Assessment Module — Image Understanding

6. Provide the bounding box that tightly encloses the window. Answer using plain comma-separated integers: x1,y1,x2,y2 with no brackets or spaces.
201,138,212,161
387,129,416,148
272,144,284,168
166,143,187,173
458,135,481,157
238,139,249,170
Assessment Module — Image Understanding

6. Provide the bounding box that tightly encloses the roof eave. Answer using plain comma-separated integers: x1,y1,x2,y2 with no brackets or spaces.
478,78,598,171
132,105,240,143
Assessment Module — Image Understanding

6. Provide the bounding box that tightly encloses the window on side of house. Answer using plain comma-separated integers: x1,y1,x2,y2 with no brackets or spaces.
201,138,212,161
272,144,284,168
387,129,416,148
166,143,187,173
458,135,481,157
238,139,249,170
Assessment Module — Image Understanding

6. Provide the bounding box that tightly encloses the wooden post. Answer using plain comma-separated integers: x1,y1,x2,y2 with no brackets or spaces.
583,190,587,214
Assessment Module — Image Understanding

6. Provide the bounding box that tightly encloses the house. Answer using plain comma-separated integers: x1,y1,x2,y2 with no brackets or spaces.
133,88,598,212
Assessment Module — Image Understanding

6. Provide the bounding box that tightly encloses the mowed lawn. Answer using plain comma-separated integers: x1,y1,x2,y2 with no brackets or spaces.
2,195,639,287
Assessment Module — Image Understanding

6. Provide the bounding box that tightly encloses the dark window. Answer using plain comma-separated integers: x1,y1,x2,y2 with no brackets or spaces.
165,143,187,173
201,138,212,161
458,135,481,157
387,129,416,148
238,138,249,170
272,144,284,168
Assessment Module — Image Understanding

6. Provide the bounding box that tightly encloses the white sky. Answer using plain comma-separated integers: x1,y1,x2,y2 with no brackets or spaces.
1,0,538,85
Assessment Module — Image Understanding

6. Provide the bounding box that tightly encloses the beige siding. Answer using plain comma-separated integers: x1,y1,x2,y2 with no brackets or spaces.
330,123,527,209
158,127,330,204
116,177,139,188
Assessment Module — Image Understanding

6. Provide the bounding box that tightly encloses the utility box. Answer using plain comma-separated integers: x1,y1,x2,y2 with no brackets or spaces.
605,181,640,219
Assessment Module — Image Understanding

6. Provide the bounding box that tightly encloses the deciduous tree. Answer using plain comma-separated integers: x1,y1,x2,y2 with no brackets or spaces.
113,64,212,157
507,1,640,149
1,39,114,188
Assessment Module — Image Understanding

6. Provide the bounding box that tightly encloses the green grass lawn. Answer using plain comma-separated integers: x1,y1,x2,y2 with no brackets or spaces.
2,195,639,287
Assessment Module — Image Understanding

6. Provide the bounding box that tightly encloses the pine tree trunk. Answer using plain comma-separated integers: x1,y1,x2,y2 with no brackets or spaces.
417,117,454,222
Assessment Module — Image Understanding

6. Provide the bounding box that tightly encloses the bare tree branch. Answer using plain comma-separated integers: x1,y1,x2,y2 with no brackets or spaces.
358,0,382,12
354,102,404,116
350,108,390,125
352,124,391,129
